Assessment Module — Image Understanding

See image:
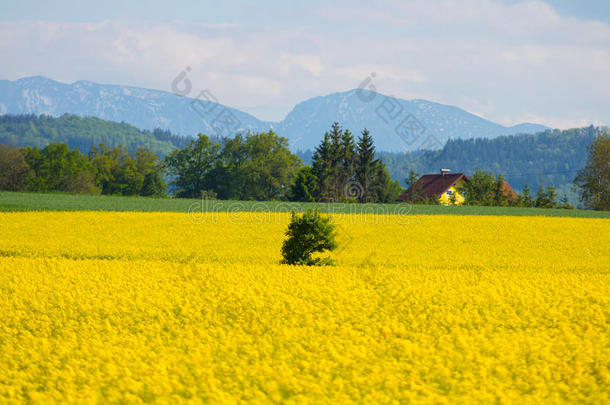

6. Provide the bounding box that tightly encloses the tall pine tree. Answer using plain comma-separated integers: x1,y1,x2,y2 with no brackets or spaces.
355,129,377,202
339,129,356,200
311,132,333,201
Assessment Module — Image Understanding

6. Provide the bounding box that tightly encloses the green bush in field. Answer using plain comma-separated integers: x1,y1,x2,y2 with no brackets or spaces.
281,210,337,266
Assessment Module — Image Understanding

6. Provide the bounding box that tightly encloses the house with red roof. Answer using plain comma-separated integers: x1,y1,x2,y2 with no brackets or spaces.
397,169,518,205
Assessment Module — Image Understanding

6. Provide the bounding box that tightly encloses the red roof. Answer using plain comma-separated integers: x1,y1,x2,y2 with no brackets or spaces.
397,173,468,201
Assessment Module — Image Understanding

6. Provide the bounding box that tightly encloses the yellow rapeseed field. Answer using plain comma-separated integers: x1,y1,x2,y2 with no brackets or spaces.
0,211,608,403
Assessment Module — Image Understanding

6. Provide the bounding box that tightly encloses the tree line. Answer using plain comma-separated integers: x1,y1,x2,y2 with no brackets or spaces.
295,126,604,206
0,123,401,203
0,120,607,210
164,123,401,203
0,142,166,197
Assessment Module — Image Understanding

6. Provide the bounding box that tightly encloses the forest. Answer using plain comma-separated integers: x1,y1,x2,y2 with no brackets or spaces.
0,114,187,156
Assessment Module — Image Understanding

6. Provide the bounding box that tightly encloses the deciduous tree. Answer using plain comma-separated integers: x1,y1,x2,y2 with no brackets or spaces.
0,145,32,191
574,133,610,210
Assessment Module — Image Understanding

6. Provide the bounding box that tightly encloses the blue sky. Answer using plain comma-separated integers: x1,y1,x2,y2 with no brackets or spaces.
2,0,610,25
1,0,609,127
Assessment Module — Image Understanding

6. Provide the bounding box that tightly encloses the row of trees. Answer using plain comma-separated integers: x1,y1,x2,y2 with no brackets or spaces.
1,124,607,210
164,124,401,203
517,182,572,209
0,131,296,201
0,143,166,197
291,123,402,203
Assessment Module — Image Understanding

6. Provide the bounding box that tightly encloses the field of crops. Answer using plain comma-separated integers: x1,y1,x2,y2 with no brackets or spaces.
0,211,609,403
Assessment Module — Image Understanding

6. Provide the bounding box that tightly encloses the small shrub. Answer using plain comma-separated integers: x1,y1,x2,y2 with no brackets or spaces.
281,210,337,266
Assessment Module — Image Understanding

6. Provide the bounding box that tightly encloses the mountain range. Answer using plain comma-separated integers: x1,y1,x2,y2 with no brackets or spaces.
0,76,549,152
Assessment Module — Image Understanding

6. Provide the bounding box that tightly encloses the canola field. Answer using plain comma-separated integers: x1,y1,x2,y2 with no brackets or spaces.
0,211,609,403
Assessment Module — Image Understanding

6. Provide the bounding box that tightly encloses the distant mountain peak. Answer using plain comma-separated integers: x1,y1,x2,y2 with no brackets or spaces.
15,76,60,85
